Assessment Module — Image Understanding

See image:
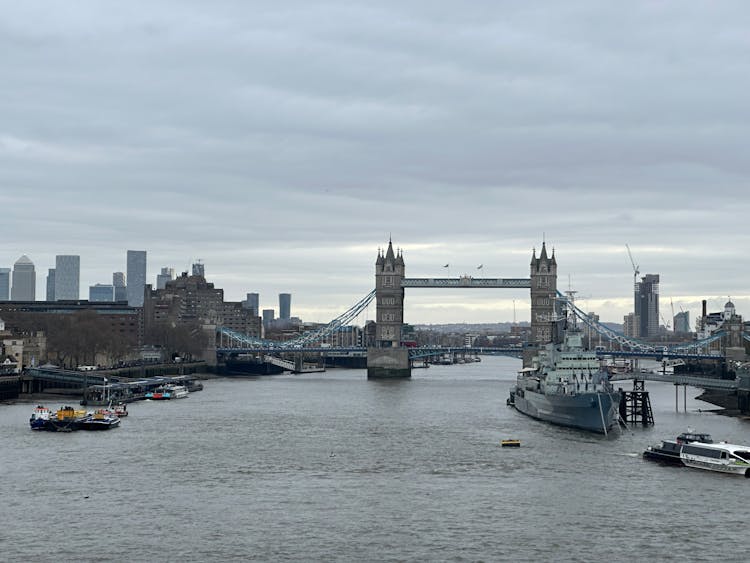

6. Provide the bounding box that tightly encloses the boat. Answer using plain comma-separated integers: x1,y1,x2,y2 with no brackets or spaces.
509,329,622,434
146,384,188,400
643,431,713,464
680,441,750,477
29,405,52,431
45,406,88,432
501,439,521,447
112,403,128,417
79,409,121,431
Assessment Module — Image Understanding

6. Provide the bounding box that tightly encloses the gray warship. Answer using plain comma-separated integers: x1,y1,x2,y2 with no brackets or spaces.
508,329,622,434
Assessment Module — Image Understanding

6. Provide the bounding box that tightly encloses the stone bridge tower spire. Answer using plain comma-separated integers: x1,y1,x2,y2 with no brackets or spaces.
374,238,405,347
529,241,558,346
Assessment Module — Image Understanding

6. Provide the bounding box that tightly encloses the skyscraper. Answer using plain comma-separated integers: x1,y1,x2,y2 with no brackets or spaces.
674,310,690,334
262,309,274,329
46,268,56,301
192,261,205,277
635,274,660,338
54,255,80,300
156,267,175,290
89,284,114,302
0,268,10,301
113,272,127,301
126,250,147,307
279,293,291,320
243,292,259,315
11,255,35,301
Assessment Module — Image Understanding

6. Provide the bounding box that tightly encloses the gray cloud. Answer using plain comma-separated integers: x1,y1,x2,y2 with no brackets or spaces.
2,1,749,324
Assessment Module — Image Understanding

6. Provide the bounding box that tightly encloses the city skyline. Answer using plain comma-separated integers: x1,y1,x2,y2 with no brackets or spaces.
0,246,742,328
2,2,748,326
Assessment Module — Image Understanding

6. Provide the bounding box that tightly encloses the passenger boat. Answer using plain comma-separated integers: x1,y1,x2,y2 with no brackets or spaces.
146,384,189,400
680,442,750,477
29,405,52,431
79,409,121,431
501,439,521,447
643,431,713,465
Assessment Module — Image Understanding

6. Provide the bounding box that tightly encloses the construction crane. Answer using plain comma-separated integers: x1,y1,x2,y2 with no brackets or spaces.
625,244,640,294
670,298,676,326
660,313,671,331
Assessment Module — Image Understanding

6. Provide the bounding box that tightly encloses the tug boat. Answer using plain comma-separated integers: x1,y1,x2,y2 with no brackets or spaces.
29,405,52,430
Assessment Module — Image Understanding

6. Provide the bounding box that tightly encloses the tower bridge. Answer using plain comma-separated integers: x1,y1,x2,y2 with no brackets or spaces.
217,238,747,383
368,238,558,377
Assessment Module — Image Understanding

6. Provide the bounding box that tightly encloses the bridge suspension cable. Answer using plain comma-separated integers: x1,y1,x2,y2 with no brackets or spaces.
217,289,376,349
285,289,376,346
556,291,730,355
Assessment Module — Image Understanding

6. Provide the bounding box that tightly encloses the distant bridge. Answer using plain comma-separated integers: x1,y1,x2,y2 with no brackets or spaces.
610,371,738,391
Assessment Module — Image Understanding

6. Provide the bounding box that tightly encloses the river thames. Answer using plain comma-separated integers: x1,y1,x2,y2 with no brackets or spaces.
1,356,748,562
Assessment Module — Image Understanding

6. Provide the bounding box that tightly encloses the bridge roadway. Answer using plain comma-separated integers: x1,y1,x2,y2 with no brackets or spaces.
217,346,524,358
401,277,531,289
218,345,717,361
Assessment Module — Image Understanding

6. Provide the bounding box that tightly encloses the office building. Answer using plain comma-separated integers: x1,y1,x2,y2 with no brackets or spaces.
126,250,147,307
46,269,56,301
279,293,291,320
89,284,114,302
674,311,690,334
54,255,80,300
113,272,127,301
623,312,639,338
242,293,260,315
156,267,175,290
262,309,274,328
11,255,35,301
192,261,205,277
635,274,660,338
0,268,10,300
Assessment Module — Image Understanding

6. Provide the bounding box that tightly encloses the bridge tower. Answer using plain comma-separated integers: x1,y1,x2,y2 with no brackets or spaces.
374,239,405,347
368,239,410,378
529,242,559,346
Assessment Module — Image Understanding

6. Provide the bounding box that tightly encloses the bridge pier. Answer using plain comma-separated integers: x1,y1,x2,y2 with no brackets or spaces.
367,348,411,379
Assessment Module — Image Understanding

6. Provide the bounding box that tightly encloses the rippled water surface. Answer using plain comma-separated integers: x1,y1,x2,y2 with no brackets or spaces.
2,356,748,562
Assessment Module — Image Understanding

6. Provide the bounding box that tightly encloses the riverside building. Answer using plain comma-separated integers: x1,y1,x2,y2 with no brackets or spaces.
142,271,261,350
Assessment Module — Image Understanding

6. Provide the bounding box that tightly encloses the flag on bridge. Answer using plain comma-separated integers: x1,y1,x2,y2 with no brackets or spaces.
443,264,449,268
477,264,483,270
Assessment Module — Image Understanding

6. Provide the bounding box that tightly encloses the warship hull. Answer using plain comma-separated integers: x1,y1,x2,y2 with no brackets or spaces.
512,388,621,434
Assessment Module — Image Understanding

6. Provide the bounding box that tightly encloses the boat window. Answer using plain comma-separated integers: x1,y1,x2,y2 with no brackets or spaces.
735,451,750,461
682,445,723,459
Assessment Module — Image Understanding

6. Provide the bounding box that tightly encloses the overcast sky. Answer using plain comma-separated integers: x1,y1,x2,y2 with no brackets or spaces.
2,1,749,326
